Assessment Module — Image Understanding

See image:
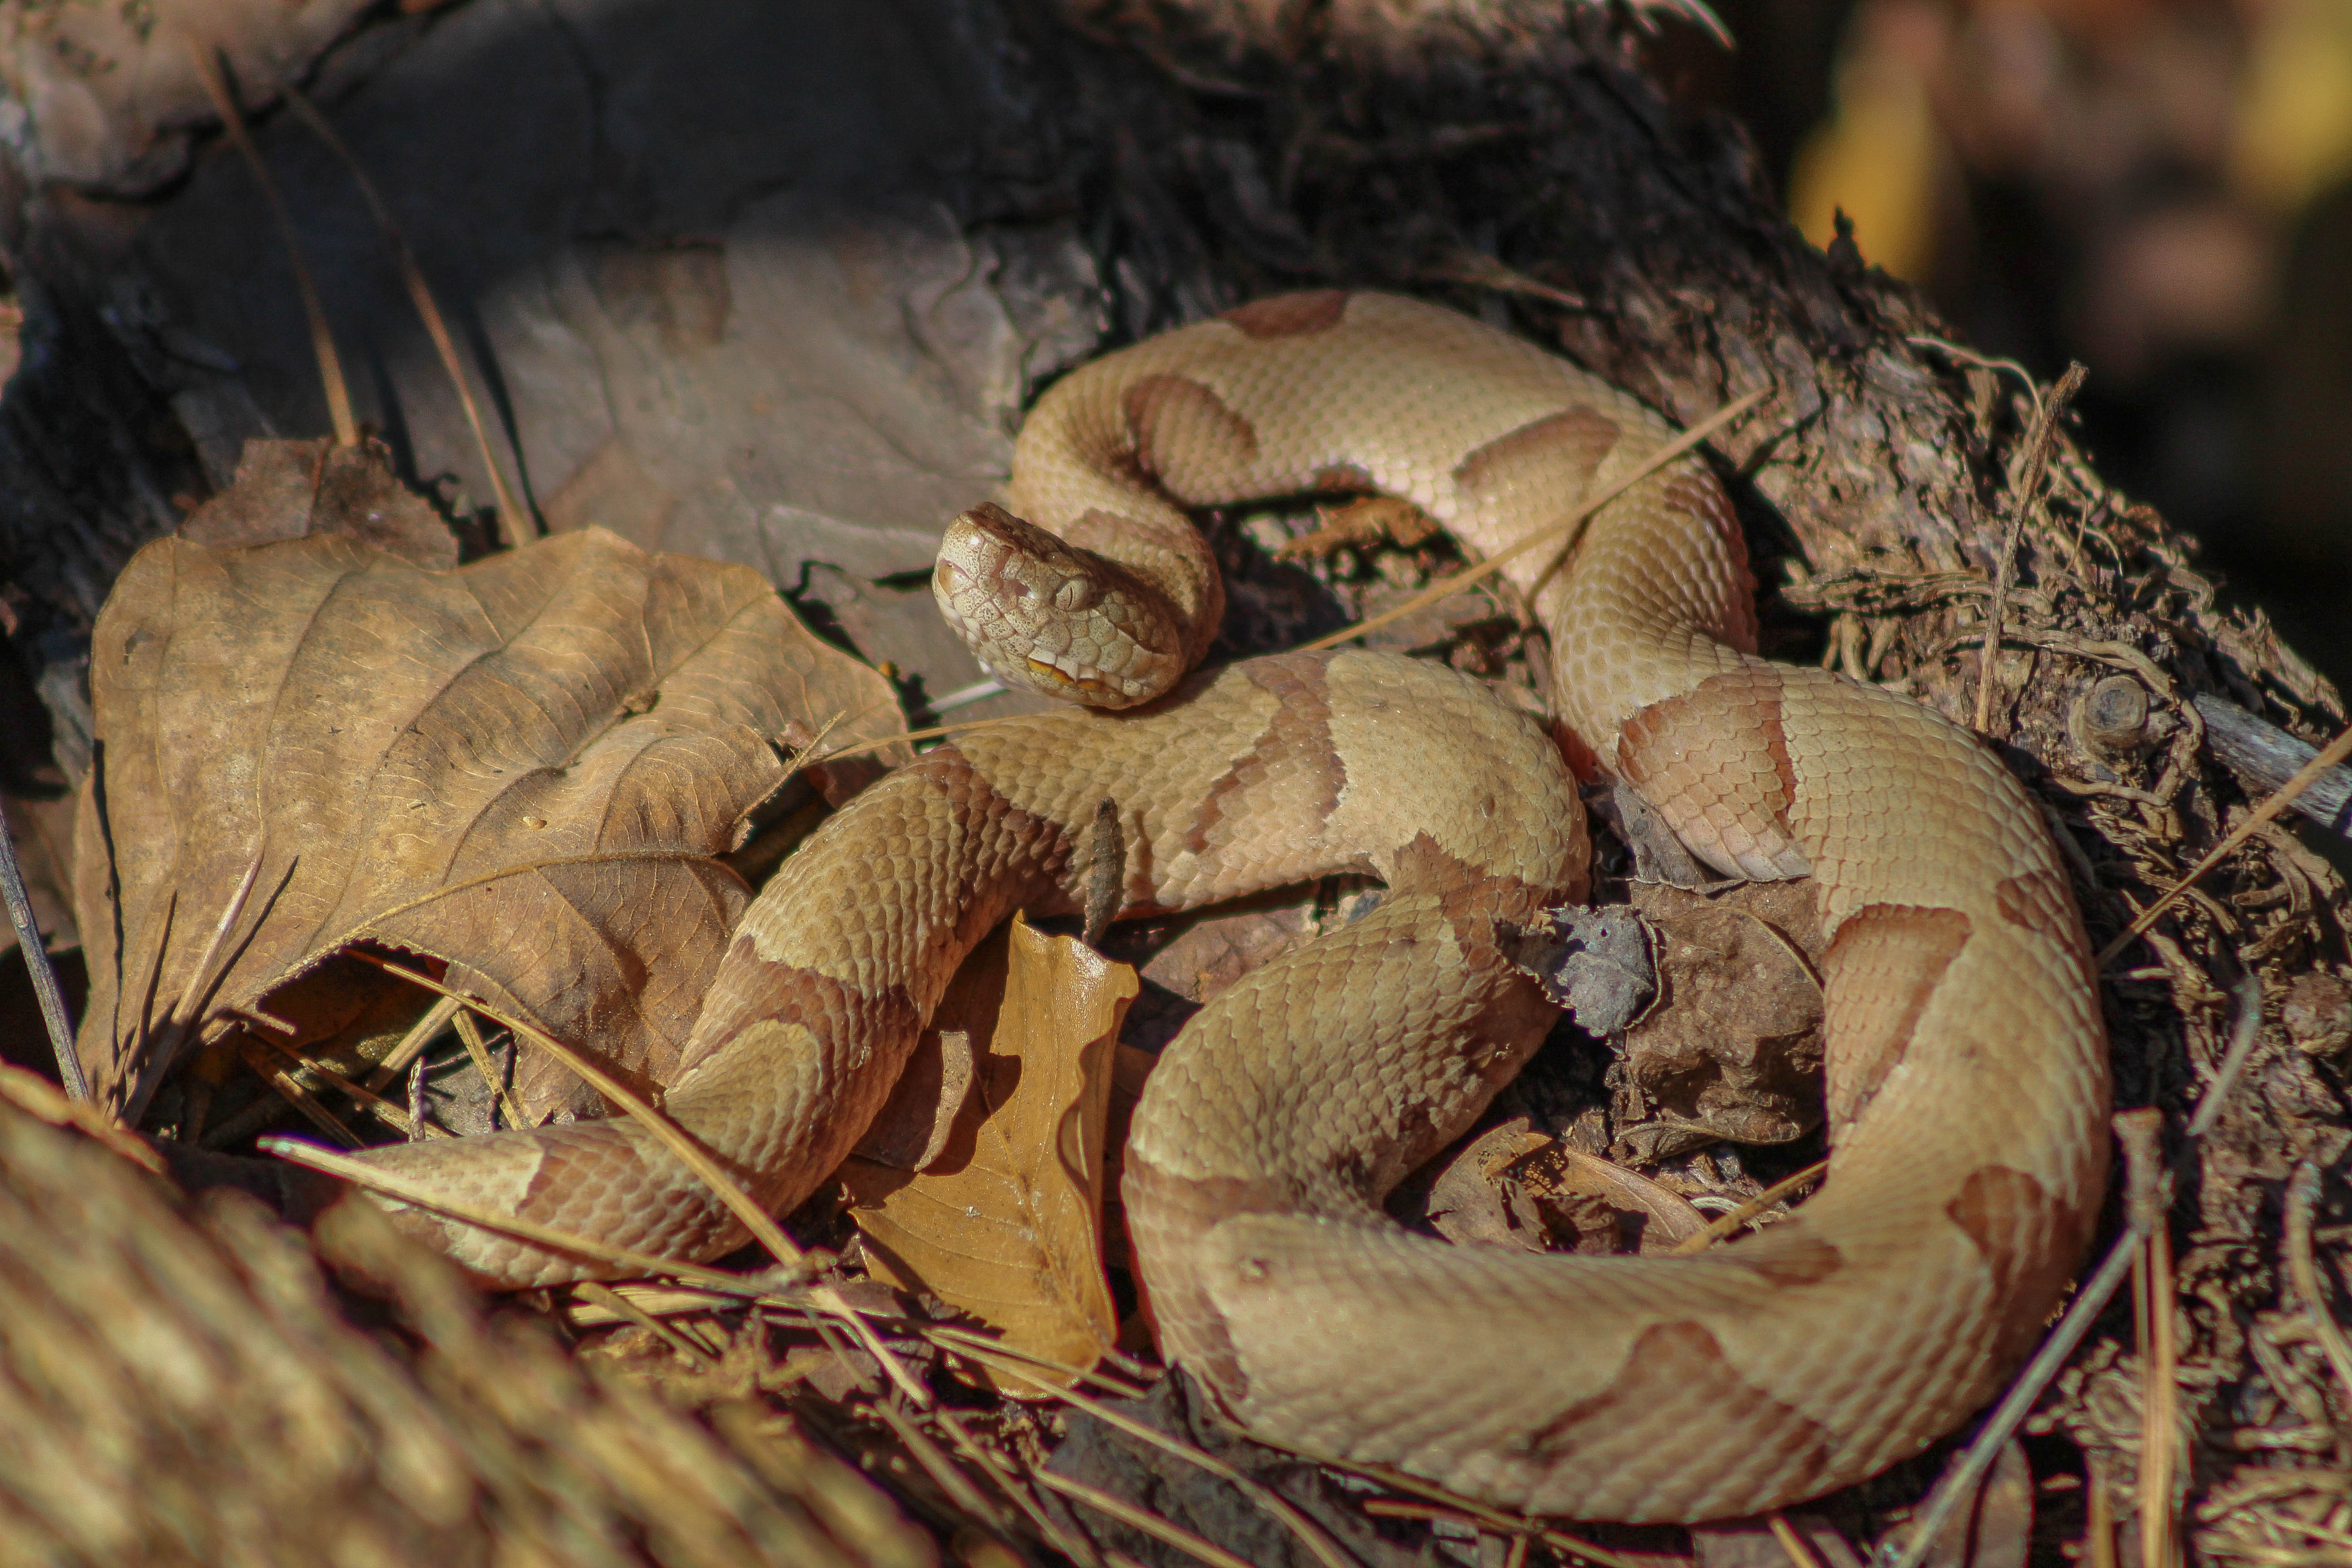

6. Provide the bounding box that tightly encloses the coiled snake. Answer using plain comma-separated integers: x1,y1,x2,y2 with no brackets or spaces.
344,292,2110,1522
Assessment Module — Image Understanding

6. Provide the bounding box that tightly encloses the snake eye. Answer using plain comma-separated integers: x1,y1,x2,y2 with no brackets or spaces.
1054,576,1102,612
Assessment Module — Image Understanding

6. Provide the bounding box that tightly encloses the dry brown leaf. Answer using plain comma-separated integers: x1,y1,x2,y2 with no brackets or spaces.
1425,1118,1556,1251
855,1025,977,1172
1522,1143,1713,1255
1618,879,1828,1161
179,437,458,568
72,524,908,1122
843,914,1137,1389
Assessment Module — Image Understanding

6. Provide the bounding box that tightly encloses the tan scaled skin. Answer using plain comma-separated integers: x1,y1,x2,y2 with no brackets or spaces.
330,291,2109,1524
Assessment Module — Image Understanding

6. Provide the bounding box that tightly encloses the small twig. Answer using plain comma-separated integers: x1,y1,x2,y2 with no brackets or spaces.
930,678,1009,715
123,849,278,1128
0,797,82,1100
2186,974,2264,1140
1032,1470,1259,1568
1083,799,1123,946
928,1413,1109,1568
186,43,357,447
1974,361,2086,735
1769,1514,1829,1568
1883,1108,2169,1568
1906,337,2045,428
1300,387,1770,657
280,84,530,546
367,993,462,1091
1665,1159,1828,1255
977,1359,1358,1568
922,1324,1152,1399
240,1039,363,1148
2284,1164,2352,1415
2192,694,2352,839
572,1279,716,1367
2096,721,2352,969
2138,1179,2180,1568
451,1008,530,1131
255,1034,444,1139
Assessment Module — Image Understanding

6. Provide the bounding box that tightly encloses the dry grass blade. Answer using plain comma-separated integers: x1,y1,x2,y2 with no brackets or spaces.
926,1412,1110,1568
1769,1513,1829,1568
242,1039,362,1148
279,84,529,547
861,1399,1008,1534
2187,975,2264,1140
255,1034,443,1139
1299,385,1770,656
450,1008,530,1131
340,956,933,1406
1666,1158,1828,1255
921,1324,1152,1399
184,43,356,447
1975,361,2086,735
2087,1460,2116,1568
2283,1164,2352,1412
121,849,274,1127
0,797,82,1099
2137,1208,2180,1568
1031,1469,1259,1568
263,1136,759,1283
366,993,461,1091
2097,722,2352,968
572,1279,716,1367
818,718,993,762
1885,1108,2170,1568
976,1357,1357,1568
1302,1454,1647,1568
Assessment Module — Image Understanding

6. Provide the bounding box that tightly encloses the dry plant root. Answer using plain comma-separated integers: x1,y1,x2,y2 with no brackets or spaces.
333,291,2111,1524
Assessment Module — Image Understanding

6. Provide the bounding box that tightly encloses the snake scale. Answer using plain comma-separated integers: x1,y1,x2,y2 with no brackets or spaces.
336,291,2110,1522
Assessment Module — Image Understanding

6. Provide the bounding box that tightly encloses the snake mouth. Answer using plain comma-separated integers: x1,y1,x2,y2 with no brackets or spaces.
1027,657,1117,700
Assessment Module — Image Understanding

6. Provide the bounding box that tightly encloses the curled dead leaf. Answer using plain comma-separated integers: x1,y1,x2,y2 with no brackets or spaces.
73,525,908,1125
1422,1117,1713,1257
842,914,1138,1390
1617,879,1827,1161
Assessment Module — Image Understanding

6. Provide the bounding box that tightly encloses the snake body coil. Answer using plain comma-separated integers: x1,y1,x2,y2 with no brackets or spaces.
343,292,2109,1522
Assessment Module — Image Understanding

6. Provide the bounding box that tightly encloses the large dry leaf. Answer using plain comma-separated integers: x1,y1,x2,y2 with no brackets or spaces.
72,525,907,1121
178,437,459,569
843,915,1137,1387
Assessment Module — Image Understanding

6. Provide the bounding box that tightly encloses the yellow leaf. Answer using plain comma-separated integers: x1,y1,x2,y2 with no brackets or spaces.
842,914,1137,1390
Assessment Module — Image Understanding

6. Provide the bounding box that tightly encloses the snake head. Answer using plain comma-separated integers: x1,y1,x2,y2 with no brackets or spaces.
934,502,1187,709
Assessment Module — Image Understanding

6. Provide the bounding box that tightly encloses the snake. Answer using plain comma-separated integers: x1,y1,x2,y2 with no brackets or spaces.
335,290,2110,1522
